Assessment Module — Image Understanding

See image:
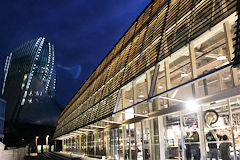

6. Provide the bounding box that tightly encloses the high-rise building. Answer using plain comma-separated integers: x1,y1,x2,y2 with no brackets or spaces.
0,98,6,141
1,37,59,125
54,0,240,159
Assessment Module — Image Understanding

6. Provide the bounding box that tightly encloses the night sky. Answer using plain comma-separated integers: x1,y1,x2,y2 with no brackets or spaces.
0,0,151,108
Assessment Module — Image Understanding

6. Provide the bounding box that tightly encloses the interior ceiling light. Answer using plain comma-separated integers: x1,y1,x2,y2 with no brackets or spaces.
79,128,94,132
102,120,122,125
158,86,163,89
216,55,226,60
129,99,134,103
181,73,188,77
124,112,149,118
90,125,106,129
74,131,86,134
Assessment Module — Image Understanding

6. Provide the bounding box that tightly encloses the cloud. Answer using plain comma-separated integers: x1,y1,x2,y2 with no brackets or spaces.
57,64,81,79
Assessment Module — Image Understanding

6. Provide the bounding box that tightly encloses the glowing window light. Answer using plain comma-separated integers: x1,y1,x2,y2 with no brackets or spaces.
216,55,226,60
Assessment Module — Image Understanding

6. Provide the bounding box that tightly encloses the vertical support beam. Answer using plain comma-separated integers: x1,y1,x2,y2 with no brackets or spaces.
122,127,126,160
150,119,156,160
94,133,97,156
180,112,185,160
189,43,199,97
227,98,237,160
79,135,82,154
148,64,160,98
105,130,109,158
140,122,145,160
122,89,126,121
218,72,224,91
224,21,239,86
198,106,207,160
114,90,122,113
132,81,137,115
86,134,88,155
132,81,137,104
70,137,72,152
164,59,171,106
146,120,152,160
146,70,154,112
165,59,171,90
62,139,64,152
158,116,166,160
75,136,77,153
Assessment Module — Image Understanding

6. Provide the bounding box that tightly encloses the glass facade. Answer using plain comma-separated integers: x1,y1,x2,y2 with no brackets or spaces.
2,37,58,125
55,0,240,159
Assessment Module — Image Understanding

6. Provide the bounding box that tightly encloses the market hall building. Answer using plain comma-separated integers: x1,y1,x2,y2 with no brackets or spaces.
54,0,240,159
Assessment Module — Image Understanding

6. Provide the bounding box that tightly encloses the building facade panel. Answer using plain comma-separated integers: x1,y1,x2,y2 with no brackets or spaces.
55,0,240,159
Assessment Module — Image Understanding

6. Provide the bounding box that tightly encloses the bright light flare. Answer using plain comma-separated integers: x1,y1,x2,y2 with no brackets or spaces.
185,100,200,111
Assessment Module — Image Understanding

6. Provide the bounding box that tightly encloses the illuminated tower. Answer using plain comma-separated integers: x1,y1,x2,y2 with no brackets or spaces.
1,37,59,125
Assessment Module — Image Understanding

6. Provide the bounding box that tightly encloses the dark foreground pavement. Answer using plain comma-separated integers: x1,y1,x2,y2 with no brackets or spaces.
25,152,81,160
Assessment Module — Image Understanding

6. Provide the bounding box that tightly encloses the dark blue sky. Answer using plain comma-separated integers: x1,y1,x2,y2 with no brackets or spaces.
0,0,151,108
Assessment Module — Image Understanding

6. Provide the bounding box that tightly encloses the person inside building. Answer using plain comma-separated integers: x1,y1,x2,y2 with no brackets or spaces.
206,129,220,160
219,135,232,160
191,131,200,160
184,131,192,160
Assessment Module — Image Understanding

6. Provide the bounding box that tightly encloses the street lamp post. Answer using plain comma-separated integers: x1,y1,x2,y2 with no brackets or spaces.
35,136,39,148
46,135,49,152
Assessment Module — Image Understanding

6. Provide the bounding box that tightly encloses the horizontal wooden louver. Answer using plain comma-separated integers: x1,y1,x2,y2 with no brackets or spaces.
54,0,237,138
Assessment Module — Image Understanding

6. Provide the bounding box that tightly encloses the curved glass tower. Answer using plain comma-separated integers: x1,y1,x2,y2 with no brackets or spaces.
2,37,59,125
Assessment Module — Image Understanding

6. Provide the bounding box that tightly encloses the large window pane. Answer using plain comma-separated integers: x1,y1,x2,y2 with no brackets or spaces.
202,99,235,160
163,114,182,159
169,47,192,88
194,24,232,97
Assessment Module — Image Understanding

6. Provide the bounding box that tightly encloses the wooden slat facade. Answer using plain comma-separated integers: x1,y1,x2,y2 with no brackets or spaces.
54,0,237,138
